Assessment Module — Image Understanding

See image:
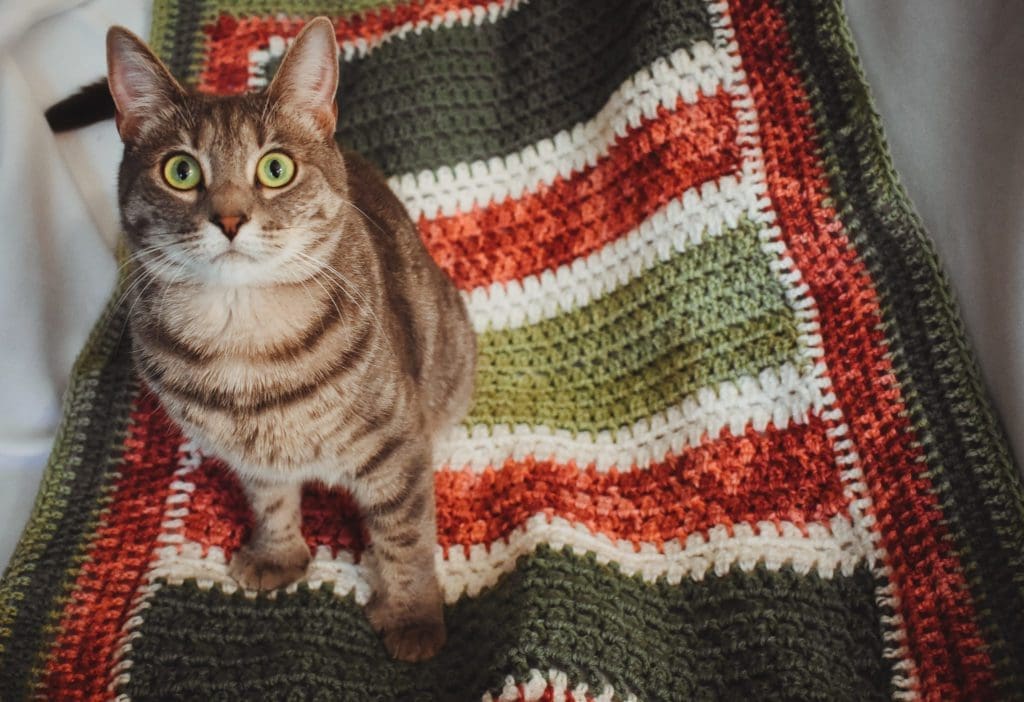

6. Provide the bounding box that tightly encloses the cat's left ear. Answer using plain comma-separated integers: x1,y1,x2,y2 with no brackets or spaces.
267,17,339,138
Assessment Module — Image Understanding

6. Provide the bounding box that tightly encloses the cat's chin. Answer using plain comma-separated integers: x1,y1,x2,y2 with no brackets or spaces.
194,256,282,287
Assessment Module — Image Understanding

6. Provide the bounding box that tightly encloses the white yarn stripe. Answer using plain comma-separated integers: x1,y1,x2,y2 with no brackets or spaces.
387,41,735,219
462,170,760,332
248,0,526,88
110,440,203,702
439,360,826,472
706,2,919,699
146,513,865,608
482,668,637,702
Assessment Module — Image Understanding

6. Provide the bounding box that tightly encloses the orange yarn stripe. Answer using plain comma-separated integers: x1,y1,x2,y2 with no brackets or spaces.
41,396,184,701
419,91,741,290
180,415,846,557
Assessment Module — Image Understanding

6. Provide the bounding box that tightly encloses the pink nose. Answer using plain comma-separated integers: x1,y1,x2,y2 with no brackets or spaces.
211,213,248,240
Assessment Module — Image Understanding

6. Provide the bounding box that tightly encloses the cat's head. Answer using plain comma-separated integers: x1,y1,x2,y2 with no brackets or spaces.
107,18,347,287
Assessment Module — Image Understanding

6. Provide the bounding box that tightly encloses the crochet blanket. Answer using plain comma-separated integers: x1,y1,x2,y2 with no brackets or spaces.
3,0,1024,699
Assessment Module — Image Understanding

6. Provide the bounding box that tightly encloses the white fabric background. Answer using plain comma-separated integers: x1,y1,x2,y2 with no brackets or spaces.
1,0,1022,571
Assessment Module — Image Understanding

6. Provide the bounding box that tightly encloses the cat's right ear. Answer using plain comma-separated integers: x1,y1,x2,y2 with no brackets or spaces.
106,26,185,142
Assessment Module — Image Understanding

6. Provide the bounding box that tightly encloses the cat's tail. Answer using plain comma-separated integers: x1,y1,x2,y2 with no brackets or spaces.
45,78,115,132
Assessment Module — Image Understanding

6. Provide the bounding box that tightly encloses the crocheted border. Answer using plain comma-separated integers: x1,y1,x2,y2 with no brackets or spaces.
776,0,1024,694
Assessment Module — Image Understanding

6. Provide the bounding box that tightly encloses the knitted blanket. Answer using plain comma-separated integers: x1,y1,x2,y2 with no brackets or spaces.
3,0,1024,699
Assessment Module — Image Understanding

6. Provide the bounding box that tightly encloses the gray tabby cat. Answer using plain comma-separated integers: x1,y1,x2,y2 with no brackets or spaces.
106,18,476,661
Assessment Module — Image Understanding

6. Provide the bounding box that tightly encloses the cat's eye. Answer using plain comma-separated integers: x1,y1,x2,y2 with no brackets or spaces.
162,154,202,191
256,152,296,188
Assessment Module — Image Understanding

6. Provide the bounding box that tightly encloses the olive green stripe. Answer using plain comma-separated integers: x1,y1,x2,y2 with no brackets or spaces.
0,272,137,697
121,547,890,701
778,1,1024,695
467,221,801,432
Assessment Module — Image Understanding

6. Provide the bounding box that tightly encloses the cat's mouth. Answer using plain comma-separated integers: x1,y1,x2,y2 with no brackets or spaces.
212,249,255,263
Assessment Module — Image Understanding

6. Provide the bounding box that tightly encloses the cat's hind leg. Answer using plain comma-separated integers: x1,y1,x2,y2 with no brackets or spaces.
352,437,445,662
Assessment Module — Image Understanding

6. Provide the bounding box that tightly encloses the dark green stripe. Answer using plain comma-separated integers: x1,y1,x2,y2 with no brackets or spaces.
469,221,801,432
332,0,713,175
121,547,890,701
150,0,401,85
778,1,1024,695
0,299,137,697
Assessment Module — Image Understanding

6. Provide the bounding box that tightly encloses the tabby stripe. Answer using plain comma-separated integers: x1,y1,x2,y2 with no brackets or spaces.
40,395,184,701
177,412,845,558
135,319,210,363
467,223,800,432
729,0,994,695
441,360,824,471
202,0,524,93
460,171,763,332
421,90,739,292
386,42,735,220
365,464,422,518
354,436,403,479
136,294,344,364
123,548,888,700
143,321,373,413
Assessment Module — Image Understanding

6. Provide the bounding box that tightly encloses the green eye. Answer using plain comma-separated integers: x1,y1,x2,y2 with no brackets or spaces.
162,154,202,190
256,152,296,188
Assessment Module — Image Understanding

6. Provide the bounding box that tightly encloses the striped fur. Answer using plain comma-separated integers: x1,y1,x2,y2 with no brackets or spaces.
109,19,475,661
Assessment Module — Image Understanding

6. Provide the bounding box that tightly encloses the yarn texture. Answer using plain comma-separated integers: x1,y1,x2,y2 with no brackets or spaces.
2,0,1024,699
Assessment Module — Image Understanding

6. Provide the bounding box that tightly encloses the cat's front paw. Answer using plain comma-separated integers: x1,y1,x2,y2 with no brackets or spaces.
228,540,311,591
366,595,446,662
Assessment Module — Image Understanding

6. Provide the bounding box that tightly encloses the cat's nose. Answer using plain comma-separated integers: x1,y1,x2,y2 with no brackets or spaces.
210,213,249,241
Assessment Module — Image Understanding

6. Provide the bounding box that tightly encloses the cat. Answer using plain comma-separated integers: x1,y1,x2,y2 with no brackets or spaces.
104,18,476,662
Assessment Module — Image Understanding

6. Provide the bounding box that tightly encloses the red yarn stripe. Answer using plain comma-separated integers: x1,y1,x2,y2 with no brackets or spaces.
419,91,740,290
180,415,847,557
200,1,503,94
41,394,184,701
727,1,994,698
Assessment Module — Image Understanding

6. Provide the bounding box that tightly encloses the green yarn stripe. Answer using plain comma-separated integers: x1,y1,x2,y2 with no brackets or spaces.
121,548,890,701
468,221,801,432
0,280,136,698
778,2,1024,696
336,0,713,175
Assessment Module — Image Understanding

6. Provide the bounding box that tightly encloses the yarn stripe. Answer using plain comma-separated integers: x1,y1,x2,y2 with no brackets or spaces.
199,0,717,175
386,42,735,220
162,0,499,86
40,395,184,702
459,171,763,333
201,0,524,93
150,511,865,607
442,360,824,471
0,288,136,698
779,0,1024,694
175,413,847,559
728,1,995,697
118,549,891,701
419,91,740,292
468,223,800,432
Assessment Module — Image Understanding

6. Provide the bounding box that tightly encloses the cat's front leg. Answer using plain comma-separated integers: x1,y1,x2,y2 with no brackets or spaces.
228,476,312,590
353,438,445,662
